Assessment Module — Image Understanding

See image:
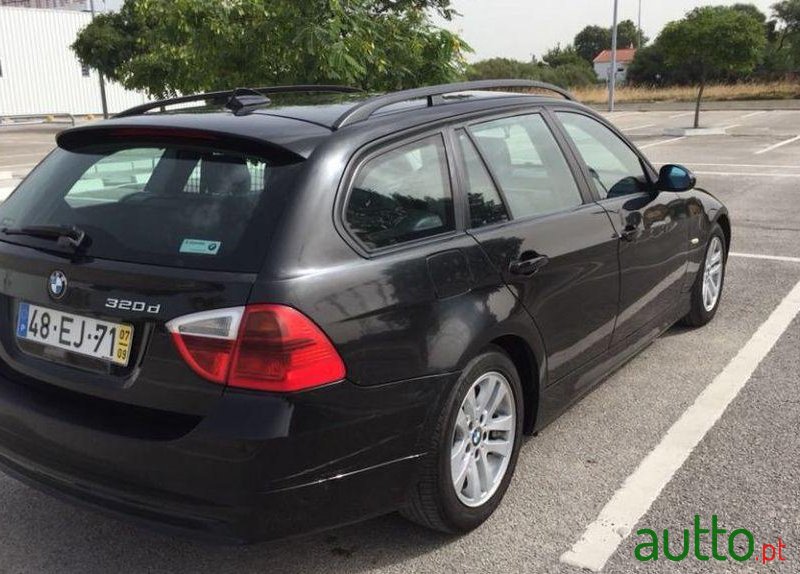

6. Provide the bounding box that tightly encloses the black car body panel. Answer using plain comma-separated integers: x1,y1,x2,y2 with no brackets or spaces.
0,84,729,541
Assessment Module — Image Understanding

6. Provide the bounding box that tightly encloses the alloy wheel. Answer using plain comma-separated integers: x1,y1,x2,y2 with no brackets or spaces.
450,371,516,508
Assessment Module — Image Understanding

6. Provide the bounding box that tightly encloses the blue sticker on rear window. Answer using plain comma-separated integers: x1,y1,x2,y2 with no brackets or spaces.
180,239,221,255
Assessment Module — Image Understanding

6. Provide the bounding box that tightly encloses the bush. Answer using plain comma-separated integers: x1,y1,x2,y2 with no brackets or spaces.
466,56,598,89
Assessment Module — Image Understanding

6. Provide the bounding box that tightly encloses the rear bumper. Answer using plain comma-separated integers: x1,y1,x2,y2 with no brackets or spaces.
0,370,456,542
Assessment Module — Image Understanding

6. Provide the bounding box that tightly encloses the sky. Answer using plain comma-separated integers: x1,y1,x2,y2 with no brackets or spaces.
436,0,776,61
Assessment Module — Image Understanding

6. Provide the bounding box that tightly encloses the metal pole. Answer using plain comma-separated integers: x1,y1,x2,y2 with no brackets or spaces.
89,0,109,119
638,0,643,47
609,0,619,112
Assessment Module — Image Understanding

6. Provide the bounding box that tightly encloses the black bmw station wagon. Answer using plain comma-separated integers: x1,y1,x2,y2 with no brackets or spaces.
0,81,729,541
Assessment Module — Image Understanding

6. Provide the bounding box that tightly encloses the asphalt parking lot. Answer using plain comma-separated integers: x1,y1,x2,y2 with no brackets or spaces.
0,107,798,573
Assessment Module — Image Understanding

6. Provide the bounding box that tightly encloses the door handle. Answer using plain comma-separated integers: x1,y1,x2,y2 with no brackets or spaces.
619,225,638,242
509,255,549,277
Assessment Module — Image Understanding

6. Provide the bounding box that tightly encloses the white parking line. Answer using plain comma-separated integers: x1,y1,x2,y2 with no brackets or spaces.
755,135,800,155
639,137,687,150
601,112,641,119
693,171,800,178
621,124,655,132
561,277,800,572
0,163,36,171
669,112,694,119
0,152,49,160
730,252,800,264
662,162,800,169
740,111,767,120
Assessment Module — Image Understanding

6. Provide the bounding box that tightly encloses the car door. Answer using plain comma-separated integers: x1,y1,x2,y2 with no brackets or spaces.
553,110,689,345
455,112,620,384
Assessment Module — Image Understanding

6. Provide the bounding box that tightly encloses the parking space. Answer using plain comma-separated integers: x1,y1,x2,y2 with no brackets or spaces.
0,108,798,572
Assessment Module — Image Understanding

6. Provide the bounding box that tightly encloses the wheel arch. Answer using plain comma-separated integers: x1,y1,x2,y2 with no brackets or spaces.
715,212,732,257
489,334,541,435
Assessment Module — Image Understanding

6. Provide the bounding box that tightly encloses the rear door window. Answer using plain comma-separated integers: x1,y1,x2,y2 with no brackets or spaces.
0,143,302,272
455,131,509,228
468,114,584,219
345,134,454,250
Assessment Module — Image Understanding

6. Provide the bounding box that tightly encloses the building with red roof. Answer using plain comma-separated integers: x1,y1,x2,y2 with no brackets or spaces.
593,48,637,84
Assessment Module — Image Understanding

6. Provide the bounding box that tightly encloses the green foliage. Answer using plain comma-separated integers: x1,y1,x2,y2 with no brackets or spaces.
656,6,766,127
627,44,692,85
574,26,610,63
616,19,648,49
72,0,469,97
658,6,766,85
466,58,538,80
542,44,586,68
573,19,647,64
466,52,597,89
772,0,800,66
732,3,768,23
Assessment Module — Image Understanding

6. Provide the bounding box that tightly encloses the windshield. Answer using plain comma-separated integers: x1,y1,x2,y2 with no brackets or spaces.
0,144,303,272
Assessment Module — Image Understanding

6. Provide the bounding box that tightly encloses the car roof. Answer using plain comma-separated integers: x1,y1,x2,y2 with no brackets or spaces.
59,82,591,159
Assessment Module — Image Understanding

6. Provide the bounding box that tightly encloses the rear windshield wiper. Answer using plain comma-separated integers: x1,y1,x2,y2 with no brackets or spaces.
1,225,90,250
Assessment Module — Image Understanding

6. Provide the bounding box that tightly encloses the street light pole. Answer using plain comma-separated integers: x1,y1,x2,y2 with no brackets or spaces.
638,0,643,48
89,0,109,119
609,0,619,112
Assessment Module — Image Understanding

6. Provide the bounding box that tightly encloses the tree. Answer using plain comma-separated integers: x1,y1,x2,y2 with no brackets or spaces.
658,6,766,128
772,0,800,58
616,19,648,49
574,25,610,63
542,44,586,67
573,20,647,64
467,54,596,89
732,3,767,23
466,58,539,80
72,0,469,97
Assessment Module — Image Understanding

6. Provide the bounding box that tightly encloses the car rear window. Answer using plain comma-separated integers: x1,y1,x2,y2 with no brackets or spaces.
0,143,302,272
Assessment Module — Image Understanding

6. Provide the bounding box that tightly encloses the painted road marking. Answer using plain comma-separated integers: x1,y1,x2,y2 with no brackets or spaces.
730,252,800,264
622,124,655,132
0,151,50,160
602,112,641,119
0,186,19,200
693,171,800,178
661,162,800,169
669,112,694,119
0,163,36,171
740,111,767,120
639,137,687,150
755,135,800,155
561,278,800,572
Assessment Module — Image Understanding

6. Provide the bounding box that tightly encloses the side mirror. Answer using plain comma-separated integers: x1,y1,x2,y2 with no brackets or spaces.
657,164,696,192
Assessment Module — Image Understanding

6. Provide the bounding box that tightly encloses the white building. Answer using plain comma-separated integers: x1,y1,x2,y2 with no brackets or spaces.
0,5,147,116
593,48,637,84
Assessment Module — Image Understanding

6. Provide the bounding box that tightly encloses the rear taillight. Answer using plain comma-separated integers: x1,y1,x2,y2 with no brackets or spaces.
166,305,345,392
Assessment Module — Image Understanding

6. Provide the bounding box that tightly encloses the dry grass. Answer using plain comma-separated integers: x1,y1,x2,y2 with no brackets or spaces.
571,82,800,105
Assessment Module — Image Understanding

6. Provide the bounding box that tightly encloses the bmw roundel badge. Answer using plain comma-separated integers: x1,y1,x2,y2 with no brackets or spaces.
48,270,67,300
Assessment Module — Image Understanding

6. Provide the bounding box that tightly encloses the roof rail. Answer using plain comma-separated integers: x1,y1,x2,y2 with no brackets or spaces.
333,80,575,129
115,85,363,119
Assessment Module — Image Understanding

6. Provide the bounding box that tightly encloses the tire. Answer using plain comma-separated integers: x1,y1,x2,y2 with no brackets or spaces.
401,346,524,533
683,223,727,327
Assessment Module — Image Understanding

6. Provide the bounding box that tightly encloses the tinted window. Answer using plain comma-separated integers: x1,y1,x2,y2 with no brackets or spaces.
346,135,454,250
456,131,508,229
0,144,301,272
469,114,583,219
557,112,650,199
